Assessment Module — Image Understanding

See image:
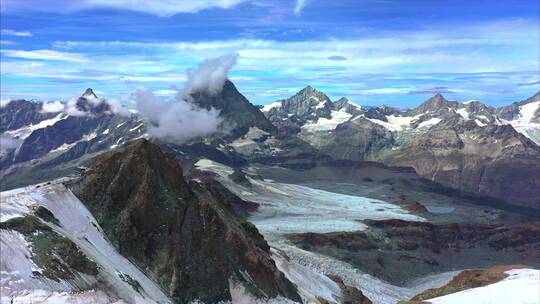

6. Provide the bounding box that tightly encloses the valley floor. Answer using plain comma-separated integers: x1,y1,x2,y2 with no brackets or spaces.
195,159,540,304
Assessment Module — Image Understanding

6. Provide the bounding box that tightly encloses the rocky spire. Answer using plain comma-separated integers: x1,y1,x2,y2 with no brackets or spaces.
82,88,98,99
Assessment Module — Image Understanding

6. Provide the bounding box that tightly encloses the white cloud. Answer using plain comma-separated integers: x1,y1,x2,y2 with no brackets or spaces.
1,29,32,37
1,49,88,62
154,89,179,96
41,101,65,113
64,97,87,116
294,0,308,14
62,95,130,117
130,88,221,142
105,98,131,116
21,62,45,68
0,40,17,45
0,99,12,108
183,53,238,96
85,0,249,17
360,87,415,95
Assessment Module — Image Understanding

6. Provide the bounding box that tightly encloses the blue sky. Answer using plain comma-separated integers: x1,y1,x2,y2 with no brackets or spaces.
1,0,538,108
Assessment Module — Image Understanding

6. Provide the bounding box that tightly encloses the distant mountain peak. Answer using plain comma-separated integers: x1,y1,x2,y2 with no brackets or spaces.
300,85,315,92
294,85,325,98
82,88,98,99
430,93,446,101
414,93,453,113
291,85,329,101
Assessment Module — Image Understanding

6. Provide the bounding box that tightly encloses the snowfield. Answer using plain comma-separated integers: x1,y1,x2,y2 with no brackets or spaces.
505,100,540,145
3,113,67,141
427,269,540,304
363,114,422,132
195,159,424,240
1,180,171,304
302,110,353,132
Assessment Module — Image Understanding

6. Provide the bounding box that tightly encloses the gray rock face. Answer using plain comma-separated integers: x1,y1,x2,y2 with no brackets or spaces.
300,116,394,161
409,93,458,115
189,80,276,139
497,91,540,123
0,100,59,132
380,122,540,209
262,89,540,209
0,89,144,170
266,86,333,125
2,85,540,210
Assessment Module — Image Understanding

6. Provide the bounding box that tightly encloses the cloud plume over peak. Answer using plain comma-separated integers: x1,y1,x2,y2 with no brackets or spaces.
183,53,238,97
131,88,221,142
41,100,65,113
129,54,240,142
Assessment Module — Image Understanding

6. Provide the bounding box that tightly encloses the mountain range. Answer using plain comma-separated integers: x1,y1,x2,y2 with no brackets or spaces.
2,83,539,210
1,81,539,303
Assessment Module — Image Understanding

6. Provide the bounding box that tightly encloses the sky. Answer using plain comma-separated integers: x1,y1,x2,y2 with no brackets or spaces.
0,0,539,108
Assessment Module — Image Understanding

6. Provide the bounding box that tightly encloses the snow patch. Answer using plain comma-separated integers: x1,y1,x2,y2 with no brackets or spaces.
272,250,341,303
5,289,126,304
475,119,486,127
194,159,234,176
83,132,97,141
4,113,67,140
261,102,282,112
456,108,469,120
503,100,540,144
129,123,144,132
302,110,352,132
366,114,422,132
417,117,442,128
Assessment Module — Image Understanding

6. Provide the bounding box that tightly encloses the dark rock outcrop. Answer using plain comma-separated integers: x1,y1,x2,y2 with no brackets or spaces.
0,100,59,132
73,139,300,303
327,275,373,304
289,219,540,285
189,80,276,139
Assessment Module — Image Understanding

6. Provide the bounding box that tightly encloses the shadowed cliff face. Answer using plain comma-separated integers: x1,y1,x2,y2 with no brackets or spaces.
73,139,300,303
189,80,277,139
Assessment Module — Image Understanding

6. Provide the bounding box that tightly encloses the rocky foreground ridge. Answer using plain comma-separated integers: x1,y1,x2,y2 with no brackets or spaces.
72,139,301,303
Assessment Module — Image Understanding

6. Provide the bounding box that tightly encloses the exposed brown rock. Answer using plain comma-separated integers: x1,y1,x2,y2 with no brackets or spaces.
73,139,300,303
327,275,373,304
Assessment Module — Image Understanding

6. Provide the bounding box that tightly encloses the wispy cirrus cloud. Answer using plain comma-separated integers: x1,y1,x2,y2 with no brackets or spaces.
86,0,250,16
294,0,308,14
1,19,538,107
1,29,32,37
1,49,88,62
0,40,17,45
1,0,252,16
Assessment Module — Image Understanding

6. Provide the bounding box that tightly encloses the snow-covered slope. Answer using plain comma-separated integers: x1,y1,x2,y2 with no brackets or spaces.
427,269,540,304
502,100,540,145
302,110,352,132
0,179,171,303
